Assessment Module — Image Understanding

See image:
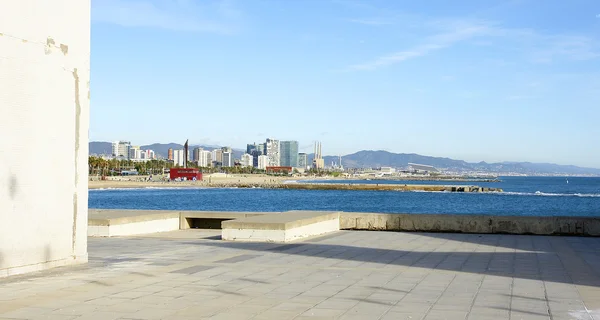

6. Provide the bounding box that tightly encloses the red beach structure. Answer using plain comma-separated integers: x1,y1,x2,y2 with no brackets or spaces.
169,168,202,181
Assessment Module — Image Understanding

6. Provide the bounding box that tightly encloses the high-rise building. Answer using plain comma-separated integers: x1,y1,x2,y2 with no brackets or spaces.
312,141,324,169
280,141,299,167
129,146,140,160
298,153,308,169
258,155,269,170
112,141,131,159
250,149,263,167
221,147,233,167
246,143,259,155
265,138,280,167
173,150,185,167
222,152,233,167
168,148,173,161
198,150,212,167
192,147,202,162
213,149,223,164
241,153,253,167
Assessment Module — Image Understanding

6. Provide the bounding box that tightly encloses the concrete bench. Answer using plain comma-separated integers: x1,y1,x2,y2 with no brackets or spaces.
89,210,181,237
221,211,340,242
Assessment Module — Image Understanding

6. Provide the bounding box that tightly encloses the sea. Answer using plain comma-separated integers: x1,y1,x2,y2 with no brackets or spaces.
88,177,600,217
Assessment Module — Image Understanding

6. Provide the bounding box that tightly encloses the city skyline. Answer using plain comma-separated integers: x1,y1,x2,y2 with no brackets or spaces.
90,0,600,168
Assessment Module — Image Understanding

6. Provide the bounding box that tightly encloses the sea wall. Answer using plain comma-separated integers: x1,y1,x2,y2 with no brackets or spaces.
0,0,90,277
89,210,600,237
340,212,600,236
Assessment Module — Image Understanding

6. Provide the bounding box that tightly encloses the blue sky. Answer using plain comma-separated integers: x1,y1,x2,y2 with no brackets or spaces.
90,0,600,168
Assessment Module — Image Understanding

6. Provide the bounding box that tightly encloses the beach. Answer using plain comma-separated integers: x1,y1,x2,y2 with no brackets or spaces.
88,173,316,189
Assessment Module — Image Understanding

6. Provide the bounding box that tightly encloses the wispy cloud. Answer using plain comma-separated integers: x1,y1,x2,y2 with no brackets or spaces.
348,22,492,71
347,17,599,71
91,0,242,34
596,14,600,18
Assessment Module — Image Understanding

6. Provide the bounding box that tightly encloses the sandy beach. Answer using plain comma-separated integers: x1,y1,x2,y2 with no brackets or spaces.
88,173,319,189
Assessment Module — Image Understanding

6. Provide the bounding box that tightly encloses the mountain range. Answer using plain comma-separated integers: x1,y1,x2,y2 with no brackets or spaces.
89,142,600,175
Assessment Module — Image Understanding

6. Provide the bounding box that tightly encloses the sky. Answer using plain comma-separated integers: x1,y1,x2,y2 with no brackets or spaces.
90,0,600,168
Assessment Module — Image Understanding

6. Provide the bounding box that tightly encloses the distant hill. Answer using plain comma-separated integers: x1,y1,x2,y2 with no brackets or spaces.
89,142,112,155
314,150,600,175
90,142,600,175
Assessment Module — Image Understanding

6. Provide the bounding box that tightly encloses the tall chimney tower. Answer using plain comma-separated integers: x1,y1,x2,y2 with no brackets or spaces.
183,139,189,168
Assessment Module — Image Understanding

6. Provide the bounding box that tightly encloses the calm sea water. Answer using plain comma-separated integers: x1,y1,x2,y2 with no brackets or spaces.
88,177,600,217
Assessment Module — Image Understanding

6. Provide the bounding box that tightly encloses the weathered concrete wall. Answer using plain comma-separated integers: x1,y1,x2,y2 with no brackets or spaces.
340,213,600,236
0,1,90,277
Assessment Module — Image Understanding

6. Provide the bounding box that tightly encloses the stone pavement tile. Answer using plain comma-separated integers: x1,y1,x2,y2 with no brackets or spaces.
243,297,282,307
315,298,359,310
432,297,474,311
120,307,179,320
100,301,150,313
0,316,77,320
252,310,303,320
270,302,314,312
381,311,426,320
31,299,81,310
510,311,551,320
208,311,255,320
72,311,128,320
174,304,230,318
390,302,432,314
423,310,469,320
299,308,346,318
548,299,588,313
83,297,131,306
108,290,149,299
131,294,177,305
152,288,196,298
368,292,406,302
0,306,54,319
224,304,272,314
51,304,101,316
338,314,380,320
343,301,392,317
467,308,509,320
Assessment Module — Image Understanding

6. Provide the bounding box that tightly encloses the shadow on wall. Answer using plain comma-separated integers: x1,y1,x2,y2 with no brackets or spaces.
197,232,600,288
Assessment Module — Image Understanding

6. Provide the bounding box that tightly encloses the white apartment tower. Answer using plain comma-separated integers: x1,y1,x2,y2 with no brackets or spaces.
173,150,185,167
112,141,131,159
241,153,253,167
258,155,270,170
265,138,280,167
198,150,212,167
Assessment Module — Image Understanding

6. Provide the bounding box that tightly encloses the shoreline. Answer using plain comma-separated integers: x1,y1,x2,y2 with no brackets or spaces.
88,174,501,190
88,176,502,192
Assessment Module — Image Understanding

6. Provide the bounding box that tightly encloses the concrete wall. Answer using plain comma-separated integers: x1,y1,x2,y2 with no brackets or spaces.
340,213,600,236
0,1,90,277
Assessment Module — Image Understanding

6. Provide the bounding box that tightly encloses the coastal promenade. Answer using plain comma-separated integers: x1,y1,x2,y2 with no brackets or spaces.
1,229,599,319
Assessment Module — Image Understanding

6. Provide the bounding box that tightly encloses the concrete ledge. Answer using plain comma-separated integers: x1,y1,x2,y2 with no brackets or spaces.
340,212,600,236
89,209,180,226
88,210,273,237
222,211,341,242
180,211,269,229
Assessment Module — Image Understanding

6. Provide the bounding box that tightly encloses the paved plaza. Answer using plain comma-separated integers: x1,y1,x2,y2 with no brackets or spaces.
1,230,599,320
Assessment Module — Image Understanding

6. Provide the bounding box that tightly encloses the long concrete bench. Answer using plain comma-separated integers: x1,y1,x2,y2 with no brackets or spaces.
221,211,341,242
89,210,276,237
89,210,181,237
